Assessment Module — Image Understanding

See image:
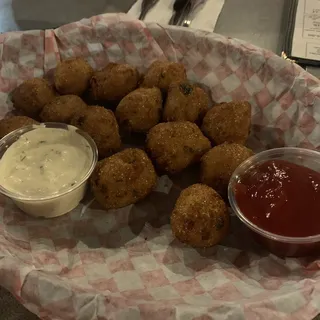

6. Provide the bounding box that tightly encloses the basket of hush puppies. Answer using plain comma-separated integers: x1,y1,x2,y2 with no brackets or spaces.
0,13,319,320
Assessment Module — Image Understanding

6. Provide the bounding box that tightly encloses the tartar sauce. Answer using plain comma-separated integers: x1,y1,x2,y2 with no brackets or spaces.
0,127,92,198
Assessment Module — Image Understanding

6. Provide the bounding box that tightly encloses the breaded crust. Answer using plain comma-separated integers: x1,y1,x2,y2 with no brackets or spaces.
0,116,38,139
201,101,251,145
89,63,139,103
54,58,93,96
91,148,157,209
141,61,187,92
40,95,87,124
71,106,121,158
163,82,209,122
12,78,55,117
146,121,211,174
201,143,254,198
116,87,162,132
171,184,229,248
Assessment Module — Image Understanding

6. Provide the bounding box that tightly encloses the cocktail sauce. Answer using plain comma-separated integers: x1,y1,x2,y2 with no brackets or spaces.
235,159,320,237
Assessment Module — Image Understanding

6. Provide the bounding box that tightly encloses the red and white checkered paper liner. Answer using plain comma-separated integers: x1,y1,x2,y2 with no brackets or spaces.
0,13,320,320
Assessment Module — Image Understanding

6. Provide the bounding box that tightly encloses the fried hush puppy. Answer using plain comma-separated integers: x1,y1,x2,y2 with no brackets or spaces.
89,63,139,103
40,95,87,124
115,87,162,132
0,116,38,139
54,58,93,96
141,61,187,92
163,82,210,123
201,143,254,198
171,184,229,248
201,101,251,145
91,148,157,209
146,121,211,174
71,106,121,158
12,78,55,117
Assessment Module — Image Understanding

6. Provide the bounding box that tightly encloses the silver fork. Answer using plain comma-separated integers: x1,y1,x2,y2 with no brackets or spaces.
169,0,190,25
181,0,206,27
139,0,159,20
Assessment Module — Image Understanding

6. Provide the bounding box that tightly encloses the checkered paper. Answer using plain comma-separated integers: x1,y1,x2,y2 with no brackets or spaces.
0,13,320,320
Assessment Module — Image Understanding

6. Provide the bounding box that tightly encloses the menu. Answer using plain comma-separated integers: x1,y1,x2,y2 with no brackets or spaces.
288,0,320,63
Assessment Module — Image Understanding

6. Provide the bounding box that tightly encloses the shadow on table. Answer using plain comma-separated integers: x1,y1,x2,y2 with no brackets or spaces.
0,286,39,320
13,20,59,30
11,0,135,32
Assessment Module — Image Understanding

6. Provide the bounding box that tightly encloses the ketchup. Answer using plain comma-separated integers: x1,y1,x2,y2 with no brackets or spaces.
234,159,320,237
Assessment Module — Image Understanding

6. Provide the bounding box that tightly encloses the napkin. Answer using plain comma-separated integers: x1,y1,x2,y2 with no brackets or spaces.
128,0,225,32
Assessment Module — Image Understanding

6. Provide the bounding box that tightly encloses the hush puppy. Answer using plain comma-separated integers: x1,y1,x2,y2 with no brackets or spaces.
54,58,93,96
70,106,121,158
40,95,87,124
171,184,229,248
141,61,187,92
12,78,55,117
201,101,251,145
89,63,139,103
146,121,211,174
201,143,254,198
163,82,209,122
91,148,157,209
115,87,162,132
0,116,38,139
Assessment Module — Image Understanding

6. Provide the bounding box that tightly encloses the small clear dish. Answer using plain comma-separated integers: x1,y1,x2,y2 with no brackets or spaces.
0,122,98,218
228,147,320,257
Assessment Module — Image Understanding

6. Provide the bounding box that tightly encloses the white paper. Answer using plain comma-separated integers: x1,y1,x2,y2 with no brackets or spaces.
291,0,320,61
128,0,225,32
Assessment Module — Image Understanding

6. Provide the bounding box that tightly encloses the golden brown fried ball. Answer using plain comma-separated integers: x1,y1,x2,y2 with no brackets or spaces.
201,143,254,198
201,101,251,145
141,61,187,92
40,95,87,124
54,58,93,96
70,106,121,158
146,121,211,174
163,82,210,122
0,116,39,139
12,78,55,117
91,148,157,209
171,184,229,248
89,63,139,103
115,87,162,132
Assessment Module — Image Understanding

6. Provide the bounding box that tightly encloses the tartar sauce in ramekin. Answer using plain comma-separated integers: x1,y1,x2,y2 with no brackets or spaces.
0,127,91,196
0,125,97,218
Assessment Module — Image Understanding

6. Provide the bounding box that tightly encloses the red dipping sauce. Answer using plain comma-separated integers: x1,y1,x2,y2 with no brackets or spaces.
235,159,320,238
229,148,320,257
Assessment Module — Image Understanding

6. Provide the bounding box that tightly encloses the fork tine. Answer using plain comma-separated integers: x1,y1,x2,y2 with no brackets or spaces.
138,0,159,20
182,20,191,27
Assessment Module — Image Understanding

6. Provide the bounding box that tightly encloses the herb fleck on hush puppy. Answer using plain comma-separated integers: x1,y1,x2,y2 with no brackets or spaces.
163,82,210,123
171,184,229,248
91,148,157,209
